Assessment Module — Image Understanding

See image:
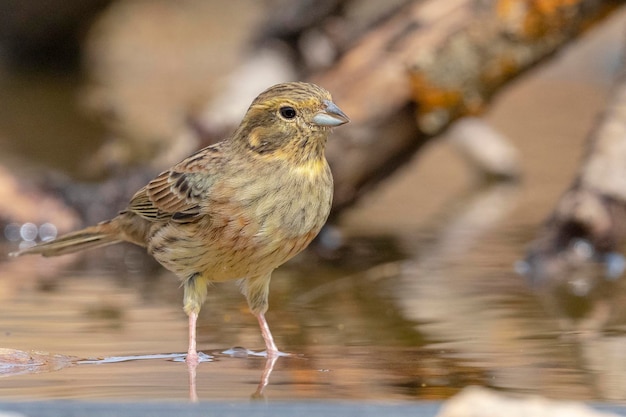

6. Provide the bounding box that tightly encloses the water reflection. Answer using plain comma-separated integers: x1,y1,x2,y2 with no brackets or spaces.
1,180,626,401
0,347,280,402
0,348,75,378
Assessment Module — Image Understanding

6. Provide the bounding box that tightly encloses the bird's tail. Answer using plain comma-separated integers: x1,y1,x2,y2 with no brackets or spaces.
9,223,121,258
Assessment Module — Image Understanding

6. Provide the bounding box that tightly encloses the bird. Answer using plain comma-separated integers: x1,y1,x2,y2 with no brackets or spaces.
10,82,349,365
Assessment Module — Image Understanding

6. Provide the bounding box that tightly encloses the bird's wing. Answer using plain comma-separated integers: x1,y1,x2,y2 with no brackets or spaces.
127,145,224,222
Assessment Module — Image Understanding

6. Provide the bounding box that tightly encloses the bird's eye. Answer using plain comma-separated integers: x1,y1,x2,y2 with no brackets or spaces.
279,106,297,120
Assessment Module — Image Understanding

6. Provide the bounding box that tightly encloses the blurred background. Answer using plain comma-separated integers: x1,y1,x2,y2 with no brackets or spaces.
1,0,626,403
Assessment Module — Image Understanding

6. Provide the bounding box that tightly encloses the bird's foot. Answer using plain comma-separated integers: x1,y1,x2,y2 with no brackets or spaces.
222,347,290,358
261,349,291,358
186,350,199,366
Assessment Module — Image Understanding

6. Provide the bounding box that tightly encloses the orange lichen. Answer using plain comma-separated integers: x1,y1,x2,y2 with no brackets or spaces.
409,72,464,114
496,0,581,39
409,71,489,134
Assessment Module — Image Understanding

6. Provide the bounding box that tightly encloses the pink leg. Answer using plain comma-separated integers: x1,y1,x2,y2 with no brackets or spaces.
188,359,198,402
253,354,279,399
186,311,199,365
255,312,279,357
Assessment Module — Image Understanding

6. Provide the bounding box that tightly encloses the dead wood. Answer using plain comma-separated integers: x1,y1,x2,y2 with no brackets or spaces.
523,50,626,284
312,0,621,210
2,0,623,229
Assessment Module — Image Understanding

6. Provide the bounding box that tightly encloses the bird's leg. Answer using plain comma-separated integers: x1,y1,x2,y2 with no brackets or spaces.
240,274,282,357
255,311,279,357
187,311,199,366
183,273,207,366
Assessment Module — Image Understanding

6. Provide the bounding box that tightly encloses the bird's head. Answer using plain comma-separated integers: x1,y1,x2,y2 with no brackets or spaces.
232,82,349,159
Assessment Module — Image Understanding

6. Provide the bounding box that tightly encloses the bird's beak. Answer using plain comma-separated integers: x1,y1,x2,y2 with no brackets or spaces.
312,100,350,127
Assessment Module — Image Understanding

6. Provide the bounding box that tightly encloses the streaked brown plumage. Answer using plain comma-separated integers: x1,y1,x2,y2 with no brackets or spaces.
10,82,349,364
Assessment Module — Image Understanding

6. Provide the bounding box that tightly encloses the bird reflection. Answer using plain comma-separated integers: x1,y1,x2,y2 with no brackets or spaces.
252,355,279,400
187,350,281,402
73,349,281,402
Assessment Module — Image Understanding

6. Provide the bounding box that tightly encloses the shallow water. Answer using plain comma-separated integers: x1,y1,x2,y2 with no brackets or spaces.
1,206,626,403
2,4,626,405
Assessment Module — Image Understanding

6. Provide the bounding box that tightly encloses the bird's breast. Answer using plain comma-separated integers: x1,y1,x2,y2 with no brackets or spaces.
163,157,333,281
255,157,333,237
